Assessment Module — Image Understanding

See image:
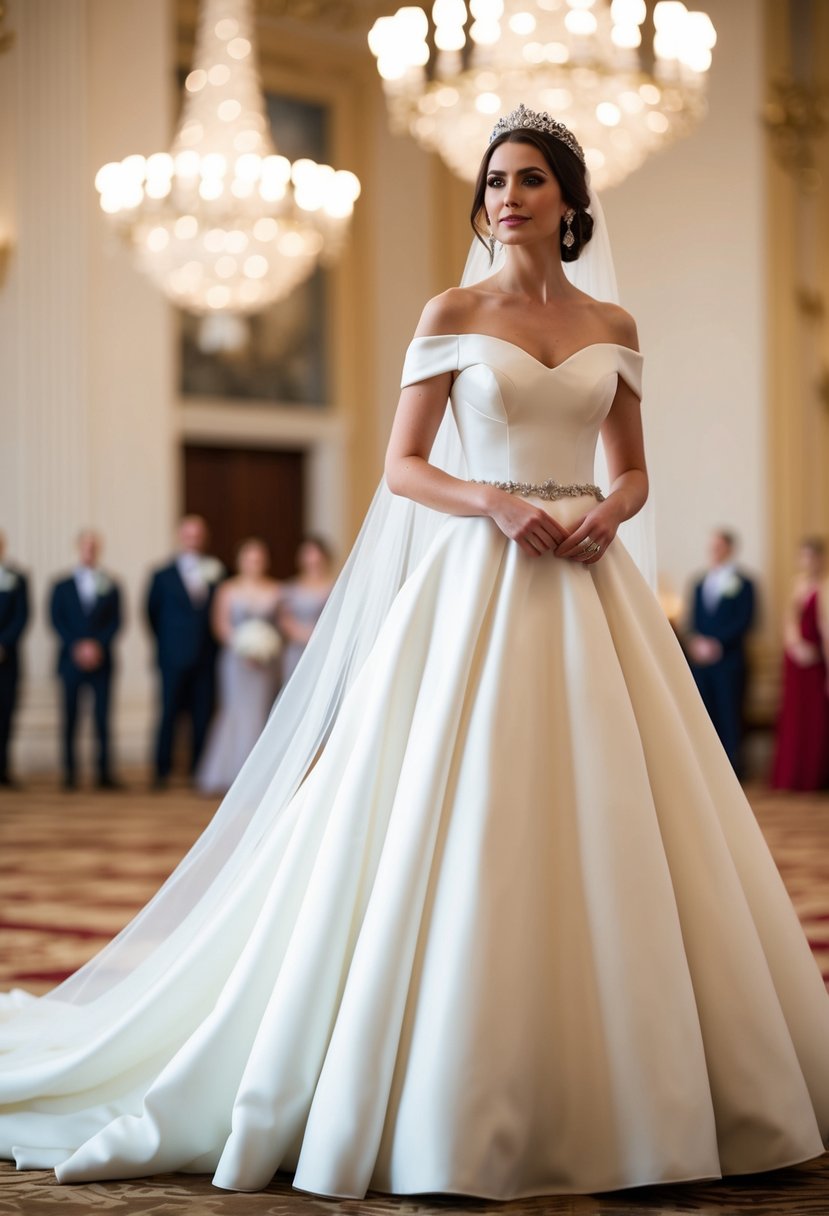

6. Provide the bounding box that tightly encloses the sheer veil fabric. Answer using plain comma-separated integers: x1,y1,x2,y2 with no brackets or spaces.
1,184,653,1054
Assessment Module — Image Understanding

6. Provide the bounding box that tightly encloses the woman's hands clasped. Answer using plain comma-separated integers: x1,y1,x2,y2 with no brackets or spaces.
554,499,625,566
487,492,570,558
488,488,624,565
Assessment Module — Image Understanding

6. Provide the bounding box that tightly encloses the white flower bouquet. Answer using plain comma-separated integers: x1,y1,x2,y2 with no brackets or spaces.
231,618,282,663
200,557,225,584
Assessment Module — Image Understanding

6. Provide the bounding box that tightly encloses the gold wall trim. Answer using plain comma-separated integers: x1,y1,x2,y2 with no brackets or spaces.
763,0,829,713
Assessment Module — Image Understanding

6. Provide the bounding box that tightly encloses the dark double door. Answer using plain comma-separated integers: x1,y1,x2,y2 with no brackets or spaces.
183,444,306,579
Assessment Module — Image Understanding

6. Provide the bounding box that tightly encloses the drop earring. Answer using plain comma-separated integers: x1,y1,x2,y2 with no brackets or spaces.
562,208,576,249
487,223,496,259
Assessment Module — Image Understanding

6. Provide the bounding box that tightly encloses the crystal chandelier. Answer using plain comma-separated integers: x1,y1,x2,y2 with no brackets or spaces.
369,0,716,189
94,0,360,316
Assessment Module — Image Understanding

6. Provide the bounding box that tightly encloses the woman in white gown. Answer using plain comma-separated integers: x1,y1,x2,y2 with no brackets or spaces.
1,106,829,1201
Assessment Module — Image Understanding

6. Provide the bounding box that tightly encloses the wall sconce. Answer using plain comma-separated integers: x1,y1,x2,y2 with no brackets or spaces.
0,3,14,55
0,233,13,286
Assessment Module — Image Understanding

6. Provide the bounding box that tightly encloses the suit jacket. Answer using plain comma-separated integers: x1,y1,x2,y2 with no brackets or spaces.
146,559,224,671
691,569,755,662
0,567,29,669
50,573,122,678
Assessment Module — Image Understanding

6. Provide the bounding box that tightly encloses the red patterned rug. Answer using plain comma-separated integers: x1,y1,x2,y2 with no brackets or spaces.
1,778,829,1215
1,778,828,995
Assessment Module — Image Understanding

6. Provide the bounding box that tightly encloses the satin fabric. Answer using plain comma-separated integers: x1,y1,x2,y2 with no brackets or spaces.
2,336,829,1198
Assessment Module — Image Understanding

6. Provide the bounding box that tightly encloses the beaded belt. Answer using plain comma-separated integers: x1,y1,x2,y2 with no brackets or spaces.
471,477,605,502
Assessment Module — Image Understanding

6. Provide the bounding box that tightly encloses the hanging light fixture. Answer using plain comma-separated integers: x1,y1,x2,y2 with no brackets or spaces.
94,0,361,318
368,0,716,189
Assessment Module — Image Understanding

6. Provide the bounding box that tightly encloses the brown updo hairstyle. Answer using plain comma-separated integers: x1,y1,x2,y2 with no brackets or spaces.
470,127,593,264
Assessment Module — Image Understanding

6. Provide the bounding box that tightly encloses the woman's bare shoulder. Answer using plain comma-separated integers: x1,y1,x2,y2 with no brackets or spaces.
414,287,484,338
592,300,639,351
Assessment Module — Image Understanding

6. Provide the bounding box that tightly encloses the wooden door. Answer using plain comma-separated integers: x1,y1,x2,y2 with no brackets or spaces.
183,445,305,579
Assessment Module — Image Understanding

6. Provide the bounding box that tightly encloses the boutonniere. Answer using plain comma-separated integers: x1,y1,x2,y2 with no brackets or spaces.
721,573,743,598
95,572,112,596
0,570,18,591
199,557,224,584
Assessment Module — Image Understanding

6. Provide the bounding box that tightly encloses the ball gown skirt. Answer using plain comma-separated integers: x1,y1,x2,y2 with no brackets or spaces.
771,589,829,791
1,335,828,1199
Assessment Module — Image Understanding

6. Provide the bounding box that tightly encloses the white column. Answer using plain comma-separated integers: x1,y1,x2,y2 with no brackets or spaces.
0,0,175,773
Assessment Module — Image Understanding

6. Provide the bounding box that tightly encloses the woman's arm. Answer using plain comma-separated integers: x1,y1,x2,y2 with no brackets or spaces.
556,311,648,564
210,581,234,645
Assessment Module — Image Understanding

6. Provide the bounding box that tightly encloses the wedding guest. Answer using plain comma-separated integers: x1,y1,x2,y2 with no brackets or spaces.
277,535,335,684
147,515,225,789
196,538,282,796
0,531,30,789
687,529,756,776
771,537,829,791
49,530,123,791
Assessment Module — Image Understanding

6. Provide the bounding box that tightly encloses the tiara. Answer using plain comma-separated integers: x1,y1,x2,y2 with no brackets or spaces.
489,103,585,165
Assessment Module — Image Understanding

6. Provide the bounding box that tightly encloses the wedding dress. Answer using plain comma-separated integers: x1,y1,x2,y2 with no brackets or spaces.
2,333,829,1200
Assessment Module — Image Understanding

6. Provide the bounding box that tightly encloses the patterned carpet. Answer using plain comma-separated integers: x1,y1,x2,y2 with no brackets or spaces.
1,777,829,1214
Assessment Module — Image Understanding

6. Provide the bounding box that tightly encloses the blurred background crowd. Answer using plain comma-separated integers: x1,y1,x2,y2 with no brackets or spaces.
0,522,334,795
1,521,826,795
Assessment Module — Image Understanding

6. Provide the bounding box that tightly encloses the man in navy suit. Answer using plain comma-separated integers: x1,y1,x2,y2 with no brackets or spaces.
687,529,756,776
49,530,123,791
0,531,30,789
147,515,225,789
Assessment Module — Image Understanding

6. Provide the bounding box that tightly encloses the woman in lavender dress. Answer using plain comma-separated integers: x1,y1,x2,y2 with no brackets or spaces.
196,538,282,795
277,536,335,684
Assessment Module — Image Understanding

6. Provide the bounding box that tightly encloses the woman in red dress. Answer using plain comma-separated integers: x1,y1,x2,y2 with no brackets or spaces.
771,537,829,791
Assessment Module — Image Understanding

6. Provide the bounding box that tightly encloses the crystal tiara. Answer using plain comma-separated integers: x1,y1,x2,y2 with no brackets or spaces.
489,103,585,165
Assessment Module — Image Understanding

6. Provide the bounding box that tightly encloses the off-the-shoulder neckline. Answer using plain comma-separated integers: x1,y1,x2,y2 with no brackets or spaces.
409,333,642,374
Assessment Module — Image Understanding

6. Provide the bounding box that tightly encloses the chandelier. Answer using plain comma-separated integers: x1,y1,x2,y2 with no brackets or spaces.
94,0,361,317
368,0,716,189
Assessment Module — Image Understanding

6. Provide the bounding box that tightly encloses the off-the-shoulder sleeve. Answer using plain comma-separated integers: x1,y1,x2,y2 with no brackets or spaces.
616,347,644,400
400,334,459,388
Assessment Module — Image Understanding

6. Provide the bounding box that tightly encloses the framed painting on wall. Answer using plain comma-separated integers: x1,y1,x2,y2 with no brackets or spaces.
179,93,329,407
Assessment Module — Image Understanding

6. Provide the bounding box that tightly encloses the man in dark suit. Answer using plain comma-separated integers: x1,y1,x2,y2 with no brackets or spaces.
49,530,123,791
147,515,225,790
0,531,30,789
687,529,756,776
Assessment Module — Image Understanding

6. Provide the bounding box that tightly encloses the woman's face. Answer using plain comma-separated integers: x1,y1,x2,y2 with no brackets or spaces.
799,545,824,578
483,139,568,250
298,541,328,577
238,542,269,579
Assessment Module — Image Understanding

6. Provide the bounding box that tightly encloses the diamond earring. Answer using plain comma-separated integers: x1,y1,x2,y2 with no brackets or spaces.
487,223,496,259
562,209,576,249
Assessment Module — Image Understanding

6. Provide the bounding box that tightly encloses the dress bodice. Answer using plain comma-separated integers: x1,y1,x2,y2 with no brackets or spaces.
798,589,821,647
400,333,643,486
229,596,277,628
279,582,330,627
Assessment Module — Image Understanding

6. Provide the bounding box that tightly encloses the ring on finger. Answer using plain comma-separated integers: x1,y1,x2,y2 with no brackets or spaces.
586,541,601,555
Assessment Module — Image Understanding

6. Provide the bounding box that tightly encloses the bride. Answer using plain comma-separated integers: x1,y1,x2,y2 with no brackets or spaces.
2,105,828,1201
